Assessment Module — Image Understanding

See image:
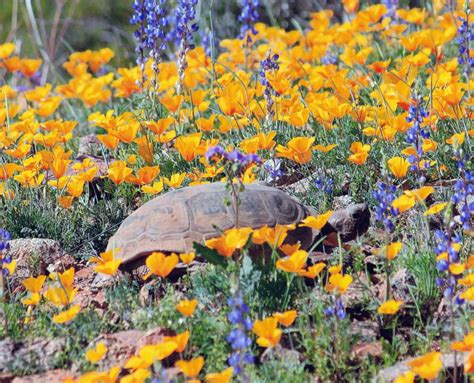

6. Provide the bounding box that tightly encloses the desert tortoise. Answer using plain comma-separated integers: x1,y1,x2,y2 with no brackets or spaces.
107,182,370,270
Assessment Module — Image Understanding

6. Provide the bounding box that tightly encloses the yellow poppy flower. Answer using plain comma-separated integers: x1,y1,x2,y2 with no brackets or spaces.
387,157,410,179
273,310,297,327
406,351,443,380
175,356,204,378
52,305,81,324
392,195,416,213
253,317,282,348
143,252,179,280
378,300,404,315
205,227,252,258
175,299,198,317
424,202,448,216
299,211,333,230
205,367,233,383
326,273,353,294
276,250,308,273
86,342,108,363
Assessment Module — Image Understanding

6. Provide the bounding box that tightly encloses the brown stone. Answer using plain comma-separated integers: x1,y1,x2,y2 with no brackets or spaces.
6,239,66,289
0,337,65,374
351,342,383,359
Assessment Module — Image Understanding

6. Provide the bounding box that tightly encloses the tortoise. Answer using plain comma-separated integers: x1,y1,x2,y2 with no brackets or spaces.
107,182,370,273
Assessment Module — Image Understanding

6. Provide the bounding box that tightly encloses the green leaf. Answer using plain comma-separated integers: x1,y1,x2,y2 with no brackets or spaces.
193,242,227,267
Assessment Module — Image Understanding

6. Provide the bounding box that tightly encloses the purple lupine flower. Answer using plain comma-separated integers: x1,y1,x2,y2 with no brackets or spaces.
314,176,334,195
175,0,199,94
264,159,284,181
238,0,260,43
200,29,215,57
260,51,279,122
0,229,12,276
452,150,473,231
130,0,148,86
325,298,346,319
372,181,398,232
244,153,262,165
406,93,429,181
456,15,473,77
144,0,169,91
226,150,247,163
381,0,399,20
206,146,261,168
434,229,464,305
226,294,254,376
321,50,338,65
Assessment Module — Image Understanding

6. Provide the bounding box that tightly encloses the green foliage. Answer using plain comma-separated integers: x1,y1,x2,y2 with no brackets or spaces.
0,186,132,257
194,242,228,267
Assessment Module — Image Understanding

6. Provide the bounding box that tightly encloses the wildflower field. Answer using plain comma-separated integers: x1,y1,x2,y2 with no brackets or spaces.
0,0,473,381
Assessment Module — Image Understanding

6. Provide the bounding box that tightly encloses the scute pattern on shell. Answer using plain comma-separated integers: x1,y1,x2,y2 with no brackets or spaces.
108,183,314,264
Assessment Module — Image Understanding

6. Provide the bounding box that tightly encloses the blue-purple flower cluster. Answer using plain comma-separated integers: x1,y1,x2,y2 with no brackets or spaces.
0,229,12,276
372,181,398,232
452,150,474,231
175,0,198,47
130,0,148,72
227,294,254,375
314,176,334,195
175,0,198,93
206,146,262,168
321,51,338,65
259,53,279,87
406,93,430,176
146,0,169,88
264,158,284,182
260,52,279,121
200,30,215,57
381,0,399,20
324,298,346,319
238,0,260,43
456,16,473,74
434,229,464,304
130,0,170,88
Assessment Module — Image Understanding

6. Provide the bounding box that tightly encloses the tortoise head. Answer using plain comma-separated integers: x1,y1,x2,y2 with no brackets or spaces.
307,203,370,245
325,203,370,243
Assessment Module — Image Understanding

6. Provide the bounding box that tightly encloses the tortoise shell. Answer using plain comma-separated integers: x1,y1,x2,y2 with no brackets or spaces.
108,182,315,264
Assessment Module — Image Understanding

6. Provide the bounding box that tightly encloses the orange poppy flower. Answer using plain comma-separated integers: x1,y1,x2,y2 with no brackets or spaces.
175,357,204,378
143,252,179,279
253,317,282,348
176,299,198,317
205,227,252,257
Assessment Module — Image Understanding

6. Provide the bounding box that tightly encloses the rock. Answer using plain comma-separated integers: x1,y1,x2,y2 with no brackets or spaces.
351,320,379,343
12,370,73,383
333,195,354,210
6,239,66,289
283,169,352,196
139,280,160,306
0,337,66,374
351,341,383,359
341,274,371,309
377,269,416,303
282,173,313,194
78,134,101,156
390,269,416,303
74,266,108,311
377,352,463,382
261,345,302,364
